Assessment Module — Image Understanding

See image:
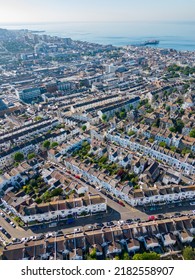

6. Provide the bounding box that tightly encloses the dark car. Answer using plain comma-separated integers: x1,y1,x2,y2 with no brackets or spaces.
5,217,11,223
5,232,11,239
174,212,182,217
106,222,114,226
157,214,164,220
107,194,113,200
57,230,64,236
126,219,133,224
134,218,141,222
95,223,104,228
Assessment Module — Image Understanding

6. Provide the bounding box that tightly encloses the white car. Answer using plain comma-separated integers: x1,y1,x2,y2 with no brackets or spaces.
118,220,125,225
21,237,29,242
10,222,16,228
45,232,54,238
73,228,81,233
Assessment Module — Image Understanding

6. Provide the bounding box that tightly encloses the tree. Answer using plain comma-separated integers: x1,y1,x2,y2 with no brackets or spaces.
189,129,195,138
183,247,195,260
133,252,160,260
51,142,58,148
166,106,170,112
41,190,51,202
29,179,37,187
149,138,154,143
119,110,126,119
27,153,36,160
129,105,133,110
82,125,87,132
169,127,176,133
102,114,107,122
176,119,184,133
14,152,24,162
34,116,42,121
51,188,63,197
181,148,191,155
170,146,176,152
128,130,135,136
153,118,160,128
89,248,97,259
159,142,166,148
122,252,130,260
43,140,50,149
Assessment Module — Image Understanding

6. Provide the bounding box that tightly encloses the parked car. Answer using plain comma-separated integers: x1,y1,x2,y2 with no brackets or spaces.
106,222,114,227
5,217,11,223
95,223,104,228
36,234,44,240
134,218,141,222
10,222,16,228
66,218,75,225
126,219,133,224
87,225,93,230
174,212,181,217
57,230,64,236
118,220,125,225
73,228,81,233
21,237,29,242
118,201,125,207
0,212,5,218
5,232,11,239
29,236,37,241
157,214,164,220
107,194,113,200
45,232,54,238
12,238,21,243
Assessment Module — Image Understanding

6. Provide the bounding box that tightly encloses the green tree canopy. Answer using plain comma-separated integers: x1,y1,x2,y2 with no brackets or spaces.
51,142,58,148
27,153,36,160
14,152,24,162
102,114,107,122
189,129,195,138
159,142,166,148
133,252,160,260
43,140,51,149
183,247,195,260
82,125,87,132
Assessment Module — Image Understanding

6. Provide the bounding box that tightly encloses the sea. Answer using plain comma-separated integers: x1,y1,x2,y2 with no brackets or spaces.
1,21,195,51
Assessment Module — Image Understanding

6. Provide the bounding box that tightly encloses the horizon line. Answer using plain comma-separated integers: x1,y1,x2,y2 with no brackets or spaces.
1,20,195,25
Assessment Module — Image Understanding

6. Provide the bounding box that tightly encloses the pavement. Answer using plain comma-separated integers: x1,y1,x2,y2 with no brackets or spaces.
0,214,33,239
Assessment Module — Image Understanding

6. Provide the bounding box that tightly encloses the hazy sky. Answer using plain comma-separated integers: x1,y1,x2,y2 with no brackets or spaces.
0,0,194,23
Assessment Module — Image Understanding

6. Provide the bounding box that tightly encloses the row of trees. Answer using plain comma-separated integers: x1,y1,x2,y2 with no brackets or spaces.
42,140,58,149
86,247,195,260
14,152,36,163
86,251,160,260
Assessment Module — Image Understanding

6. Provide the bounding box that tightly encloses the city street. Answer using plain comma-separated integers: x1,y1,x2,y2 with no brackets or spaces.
1,162,195,240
